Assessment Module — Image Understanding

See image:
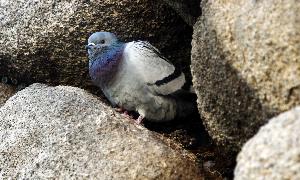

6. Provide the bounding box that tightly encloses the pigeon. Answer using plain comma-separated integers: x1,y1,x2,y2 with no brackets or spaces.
86,32,195,123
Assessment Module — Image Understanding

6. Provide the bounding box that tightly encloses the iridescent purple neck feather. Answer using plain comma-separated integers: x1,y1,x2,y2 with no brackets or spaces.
89,43,125,87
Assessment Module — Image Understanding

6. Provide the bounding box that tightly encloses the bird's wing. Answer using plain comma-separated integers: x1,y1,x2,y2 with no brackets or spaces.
123,41,185,95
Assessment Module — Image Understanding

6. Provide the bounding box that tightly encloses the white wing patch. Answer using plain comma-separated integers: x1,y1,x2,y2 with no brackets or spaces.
123,41,185,95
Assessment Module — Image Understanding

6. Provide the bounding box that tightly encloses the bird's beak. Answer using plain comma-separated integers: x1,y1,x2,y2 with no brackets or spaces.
85,43,96,50
85,45,91,50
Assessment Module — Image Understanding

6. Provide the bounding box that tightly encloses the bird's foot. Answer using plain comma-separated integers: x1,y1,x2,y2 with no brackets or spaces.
122,111,134,118
135,115,144,124
115,107,134,119
115,107,143,124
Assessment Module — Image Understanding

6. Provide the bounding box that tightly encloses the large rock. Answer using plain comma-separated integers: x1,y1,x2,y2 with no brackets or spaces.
0,0,191,88
0,83,15,106
235,106,300,179
191,0,300,151
0,83,202,179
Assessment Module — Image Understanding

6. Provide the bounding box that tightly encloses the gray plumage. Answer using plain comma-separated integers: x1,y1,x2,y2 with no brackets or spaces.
86,32,194,122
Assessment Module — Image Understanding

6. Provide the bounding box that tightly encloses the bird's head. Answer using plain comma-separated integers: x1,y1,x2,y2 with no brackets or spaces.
86,32,119,59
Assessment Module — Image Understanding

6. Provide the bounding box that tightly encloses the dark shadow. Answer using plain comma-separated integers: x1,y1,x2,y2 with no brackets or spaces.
162,0,202,26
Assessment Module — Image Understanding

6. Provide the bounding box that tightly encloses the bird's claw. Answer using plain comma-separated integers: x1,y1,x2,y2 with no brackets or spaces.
122,111,134,119
135,115,144,124
115,107,134,119
115,107,143,124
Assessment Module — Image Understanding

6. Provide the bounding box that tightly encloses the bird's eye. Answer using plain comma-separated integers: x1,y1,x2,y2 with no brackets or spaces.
100,40,105,44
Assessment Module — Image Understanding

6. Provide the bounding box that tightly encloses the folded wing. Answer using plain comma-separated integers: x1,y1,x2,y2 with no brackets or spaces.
123,41,185,95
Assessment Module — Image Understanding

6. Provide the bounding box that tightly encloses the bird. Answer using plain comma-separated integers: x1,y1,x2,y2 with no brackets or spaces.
86,31,196,123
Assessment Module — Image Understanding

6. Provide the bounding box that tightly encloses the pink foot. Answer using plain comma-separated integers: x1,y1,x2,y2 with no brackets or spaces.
122,111,133,118
115,107,143,124
115,107,133,118
135,115,144,124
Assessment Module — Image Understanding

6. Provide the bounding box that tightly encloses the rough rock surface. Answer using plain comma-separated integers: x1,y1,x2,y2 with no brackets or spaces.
0,83,15,106
161,0,201,26
235,106,300,180
0,83,202,179
191,0,300,151
0,0,191,88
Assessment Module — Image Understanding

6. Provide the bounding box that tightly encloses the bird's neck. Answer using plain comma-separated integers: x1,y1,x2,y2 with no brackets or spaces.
89,43,125,88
